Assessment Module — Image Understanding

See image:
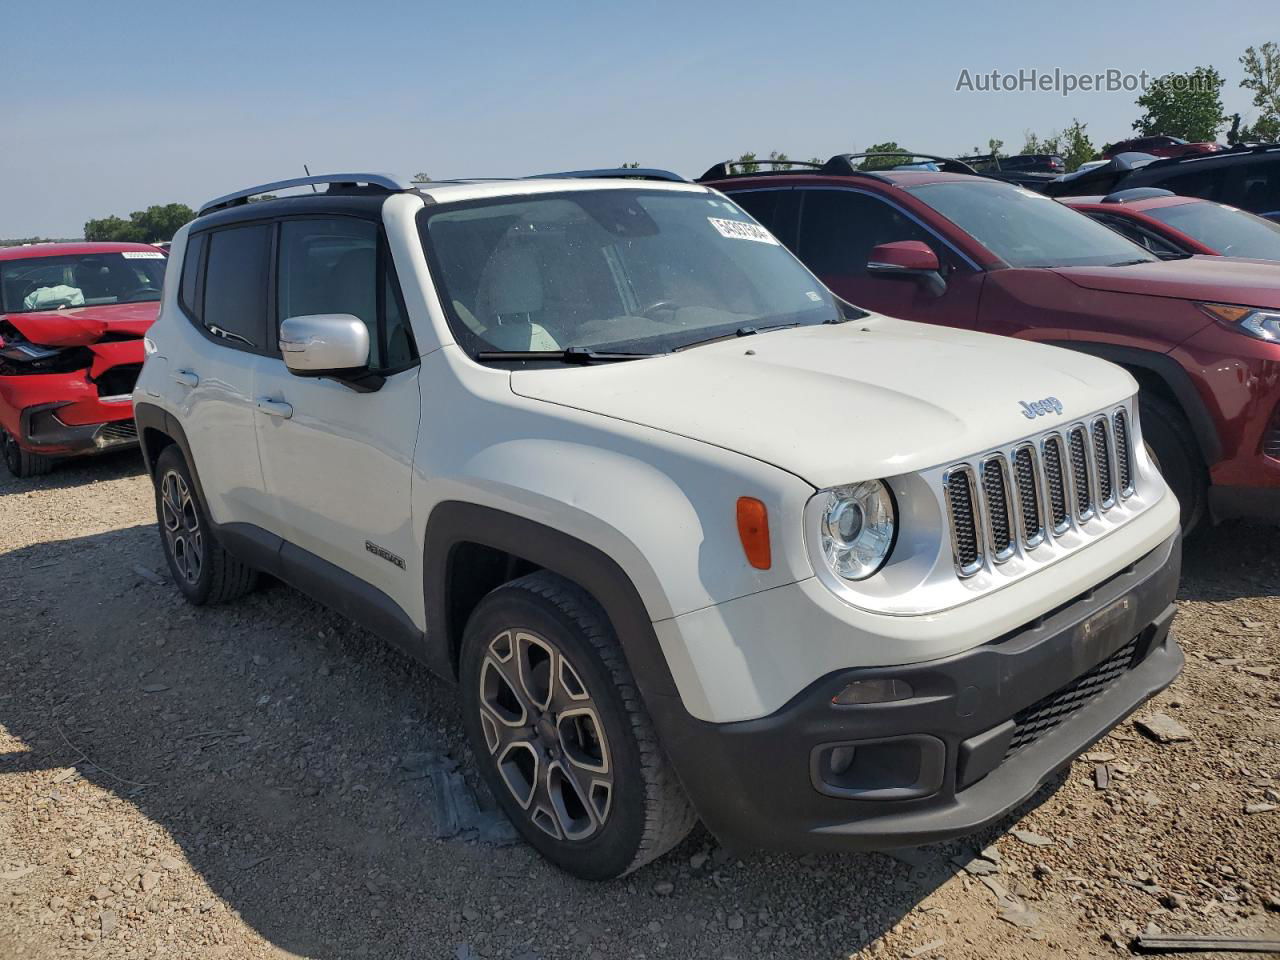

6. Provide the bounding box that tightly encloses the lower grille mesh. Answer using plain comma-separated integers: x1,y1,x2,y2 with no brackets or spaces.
1006,638,1139,757
98,421,138,444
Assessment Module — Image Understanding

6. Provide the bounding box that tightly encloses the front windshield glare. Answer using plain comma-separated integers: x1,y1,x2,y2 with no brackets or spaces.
909,181,1158,268
421,189,841,356
1145,202,1280,261
0,252,166,314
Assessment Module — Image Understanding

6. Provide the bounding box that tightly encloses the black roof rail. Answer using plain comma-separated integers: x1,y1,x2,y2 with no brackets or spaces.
1140,141,1280,172
825,153,980,175
198,173,415,216
527,167,687,182
697,158,825,181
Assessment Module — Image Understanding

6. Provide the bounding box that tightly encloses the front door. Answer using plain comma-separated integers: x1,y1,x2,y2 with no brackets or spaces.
252,215,422,606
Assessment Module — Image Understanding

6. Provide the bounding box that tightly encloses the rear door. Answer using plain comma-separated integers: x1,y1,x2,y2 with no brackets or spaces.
791,187,984,327
252,214,422,604
169,224,276,529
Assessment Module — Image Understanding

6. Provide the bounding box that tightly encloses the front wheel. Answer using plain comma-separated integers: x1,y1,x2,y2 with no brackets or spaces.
1140,394,1207,534
1,430,53,478
459,572,695,879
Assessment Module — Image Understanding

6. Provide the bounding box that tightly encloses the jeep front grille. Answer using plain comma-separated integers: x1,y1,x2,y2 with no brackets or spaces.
1041,435,1070,535
944,467,983,577
980,456,1016,563
943,408,1135,577
1011,445,1045,549
1068,425,1093,520
1114,409,1134,496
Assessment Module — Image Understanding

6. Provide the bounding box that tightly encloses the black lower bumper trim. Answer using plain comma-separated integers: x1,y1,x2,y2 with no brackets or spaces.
647,530,1182,853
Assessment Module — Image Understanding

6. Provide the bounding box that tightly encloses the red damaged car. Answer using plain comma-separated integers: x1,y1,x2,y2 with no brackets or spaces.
0,242,164,477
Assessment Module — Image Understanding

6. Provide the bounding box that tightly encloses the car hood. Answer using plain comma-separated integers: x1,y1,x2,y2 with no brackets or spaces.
1052,256,1280,309
510,317,1133,488
1,301,158,346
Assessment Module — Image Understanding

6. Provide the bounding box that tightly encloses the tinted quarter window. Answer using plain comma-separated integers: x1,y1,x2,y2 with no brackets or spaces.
797,190,941,277
277,217,416,371
1150,166,1228,203
179,232,205,319
202,224,271,349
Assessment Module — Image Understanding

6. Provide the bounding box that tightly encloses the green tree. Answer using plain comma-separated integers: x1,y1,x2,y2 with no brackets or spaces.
1132,66,1226,141
1021,130,1061,155
411,171,432,183
858,141,909,170
84,204,194,243
619,162,641,169
767,150,792,171
1059,119,1096,171
733,151,759,174
1239,42,1280,142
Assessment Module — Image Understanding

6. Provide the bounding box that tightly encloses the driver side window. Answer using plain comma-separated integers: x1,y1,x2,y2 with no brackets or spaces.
796,190,945,278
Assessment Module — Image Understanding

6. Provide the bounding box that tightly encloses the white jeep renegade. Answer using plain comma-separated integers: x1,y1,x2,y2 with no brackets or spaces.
134,171,1183,880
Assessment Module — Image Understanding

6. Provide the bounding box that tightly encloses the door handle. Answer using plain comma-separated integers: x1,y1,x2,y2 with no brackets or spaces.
172,370,199,388
255,398,294,420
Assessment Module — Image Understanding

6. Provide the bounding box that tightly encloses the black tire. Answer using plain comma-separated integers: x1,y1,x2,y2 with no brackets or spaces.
2,430,54,478
153,445,258,605
1140,393,1207,534
459,571,695,880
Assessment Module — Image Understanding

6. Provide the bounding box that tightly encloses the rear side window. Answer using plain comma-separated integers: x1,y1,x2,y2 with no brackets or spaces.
179,233,205,317
201,225,271,349
276,217,417,372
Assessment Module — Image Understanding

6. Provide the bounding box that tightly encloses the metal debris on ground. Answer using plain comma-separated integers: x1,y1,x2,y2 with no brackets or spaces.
1134,933,1280,954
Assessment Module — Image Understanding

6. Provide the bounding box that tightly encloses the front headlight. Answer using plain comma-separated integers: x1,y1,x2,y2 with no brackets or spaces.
817,480,896,581
1198,303,1280,342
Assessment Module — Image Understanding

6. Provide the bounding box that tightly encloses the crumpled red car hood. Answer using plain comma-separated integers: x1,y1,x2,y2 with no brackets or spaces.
2,301,158,346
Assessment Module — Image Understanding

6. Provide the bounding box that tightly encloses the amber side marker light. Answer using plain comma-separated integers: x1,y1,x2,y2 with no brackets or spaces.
736,497,771,570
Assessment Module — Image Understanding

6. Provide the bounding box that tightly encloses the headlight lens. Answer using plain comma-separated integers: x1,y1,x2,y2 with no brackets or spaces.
1198,303,1280,342
818,480,896,580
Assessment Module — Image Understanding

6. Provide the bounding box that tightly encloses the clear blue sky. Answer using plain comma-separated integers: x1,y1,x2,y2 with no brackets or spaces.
3,0,1274,237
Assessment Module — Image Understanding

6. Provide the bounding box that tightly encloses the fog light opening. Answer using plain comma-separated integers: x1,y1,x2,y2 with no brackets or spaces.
832,677,913,705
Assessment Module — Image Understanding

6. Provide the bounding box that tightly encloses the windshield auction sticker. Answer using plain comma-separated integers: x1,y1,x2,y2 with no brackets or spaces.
121,251,166,259
707,218,779,244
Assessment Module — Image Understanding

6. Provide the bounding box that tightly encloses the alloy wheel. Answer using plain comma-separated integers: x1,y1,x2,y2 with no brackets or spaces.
477,629,613,841
160,469,204,584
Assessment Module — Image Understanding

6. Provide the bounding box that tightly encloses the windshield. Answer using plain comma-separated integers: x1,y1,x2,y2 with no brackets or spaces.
0,251,166,314
1145,201,1280,261
419,189,843,357
908,180,1158,268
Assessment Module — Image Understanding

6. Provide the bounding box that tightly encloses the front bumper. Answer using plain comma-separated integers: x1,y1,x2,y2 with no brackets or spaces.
20,402,138,455
648,530,1182,853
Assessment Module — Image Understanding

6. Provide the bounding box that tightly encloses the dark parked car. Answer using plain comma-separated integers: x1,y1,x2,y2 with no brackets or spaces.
701,155,1280,529
1047,144,1280,221
1103,135,1223,159
1061,189,1280,261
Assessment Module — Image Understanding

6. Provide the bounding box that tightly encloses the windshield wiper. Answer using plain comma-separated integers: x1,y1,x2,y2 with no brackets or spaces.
674,321,801,353
1108,258,1157,267
475,346,658,364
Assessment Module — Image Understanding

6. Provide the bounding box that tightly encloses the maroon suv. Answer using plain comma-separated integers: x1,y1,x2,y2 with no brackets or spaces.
701,155,1280,530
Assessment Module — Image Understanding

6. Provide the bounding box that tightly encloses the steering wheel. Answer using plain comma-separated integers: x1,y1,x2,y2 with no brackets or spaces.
638,299,679,317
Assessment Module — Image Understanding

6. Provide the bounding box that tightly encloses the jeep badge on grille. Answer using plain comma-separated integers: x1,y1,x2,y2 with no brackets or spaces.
1019,397,1064,419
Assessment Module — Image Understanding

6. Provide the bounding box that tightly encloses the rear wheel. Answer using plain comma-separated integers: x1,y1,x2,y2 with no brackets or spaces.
153,445,258,604
1140,393,1206,534
1,429,53,478
459,571,695,879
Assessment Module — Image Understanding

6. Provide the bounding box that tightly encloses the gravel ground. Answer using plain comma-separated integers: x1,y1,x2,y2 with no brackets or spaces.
1,452,1278,960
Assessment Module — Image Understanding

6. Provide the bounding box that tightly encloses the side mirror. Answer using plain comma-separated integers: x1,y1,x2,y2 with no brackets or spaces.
866,241,946,297
279,314,369,375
